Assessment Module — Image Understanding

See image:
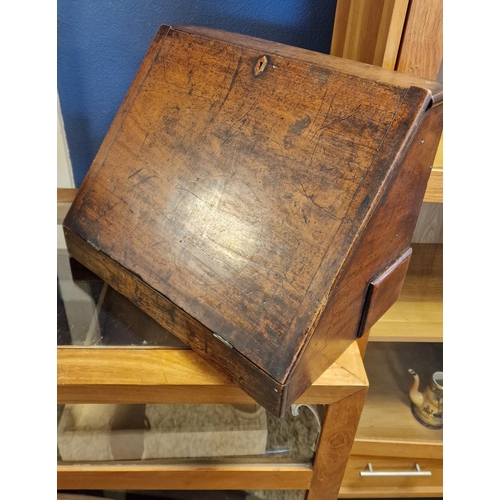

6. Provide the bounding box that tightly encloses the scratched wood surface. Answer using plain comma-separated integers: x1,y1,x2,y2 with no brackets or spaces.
286,102,442,406
64,25,442,416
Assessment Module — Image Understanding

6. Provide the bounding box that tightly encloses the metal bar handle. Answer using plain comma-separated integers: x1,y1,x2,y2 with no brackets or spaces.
360,463,432,477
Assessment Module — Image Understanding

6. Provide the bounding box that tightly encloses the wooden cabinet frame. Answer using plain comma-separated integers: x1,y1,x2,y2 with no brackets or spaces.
57,335,368,497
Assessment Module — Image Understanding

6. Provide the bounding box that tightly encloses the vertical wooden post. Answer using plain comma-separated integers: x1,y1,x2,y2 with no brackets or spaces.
331,0,409,69
330,0,442,79
395,0,443,79
306,389,368,500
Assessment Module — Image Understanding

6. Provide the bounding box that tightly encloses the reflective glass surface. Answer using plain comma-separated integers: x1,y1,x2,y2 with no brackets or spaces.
57,402,322,465
58,249,186,347
359,341,443,443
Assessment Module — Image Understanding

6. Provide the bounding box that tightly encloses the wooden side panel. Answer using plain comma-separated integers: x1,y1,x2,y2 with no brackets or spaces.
373,0,410,69
358,247,412,336
286,102,443,406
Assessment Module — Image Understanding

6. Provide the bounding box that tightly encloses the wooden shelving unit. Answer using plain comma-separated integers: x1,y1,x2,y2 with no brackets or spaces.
338,244,443,497
331,1,443,497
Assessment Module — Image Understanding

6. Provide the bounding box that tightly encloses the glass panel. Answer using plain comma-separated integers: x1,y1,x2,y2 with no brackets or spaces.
57,249,187,347
57,403,323,465
358,342,443,442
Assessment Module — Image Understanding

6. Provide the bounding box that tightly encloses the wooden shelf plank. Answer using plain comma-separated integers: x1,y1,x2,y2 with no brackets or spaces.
58,341,367,406
57,464,313,490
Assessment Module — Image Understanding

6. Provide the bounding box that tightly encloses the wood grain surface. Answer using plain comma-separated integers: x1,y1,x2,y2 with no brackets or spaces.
307,389,368,500
57,464,313,490
395,0,443,80
330,0,410,70
57,339,367,406
63,25,442,415
285,99,442,406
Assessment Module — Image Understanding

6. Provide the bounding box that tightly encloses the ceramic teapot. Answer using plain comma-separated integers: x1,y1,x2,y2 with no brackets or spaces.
408,369,443,429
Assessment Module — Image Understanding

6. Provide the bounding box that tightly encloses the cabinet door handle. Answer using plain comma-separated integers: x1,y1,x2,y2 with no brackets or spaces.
360,463,432,477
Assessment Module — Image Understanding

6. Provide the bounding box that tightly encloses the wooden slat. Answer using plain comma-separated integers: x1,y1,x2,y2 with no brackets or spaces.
57,464,312,490
58,341,367,405
331,0,410,69
433,133,443,170
373,0,410,69
58,188,78,224
423,170,442,203
330,0,352,57
395,0,443,80
58,187,78,203
350,438,442,460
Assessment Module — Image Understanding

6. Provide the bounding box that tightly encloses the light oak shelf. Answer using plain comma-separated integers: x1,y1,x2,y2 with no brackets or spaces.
370,243,442,342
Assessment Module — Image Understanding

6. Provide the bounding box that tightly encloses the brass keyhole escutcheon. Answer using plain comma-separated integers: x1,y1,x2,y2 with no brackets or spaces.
254,56,268,76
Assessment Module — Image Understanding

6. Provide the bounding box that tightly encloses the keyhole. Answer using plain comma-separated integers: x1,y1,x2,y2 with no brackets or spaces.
254,56,268,76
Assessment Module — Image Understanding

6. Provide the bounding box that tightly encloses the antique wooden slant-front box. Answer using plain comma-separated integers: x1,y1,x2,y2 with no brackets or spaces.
63,25,443,417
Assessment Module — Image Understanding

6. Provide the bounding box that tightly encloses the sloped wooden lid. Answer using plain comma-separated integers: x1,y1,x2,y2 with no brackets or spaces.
64,25,441,384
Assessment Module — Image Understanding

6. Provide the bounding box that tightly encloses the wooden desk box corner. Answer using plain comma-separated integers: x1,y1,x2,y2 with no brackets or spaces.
63,25,443,417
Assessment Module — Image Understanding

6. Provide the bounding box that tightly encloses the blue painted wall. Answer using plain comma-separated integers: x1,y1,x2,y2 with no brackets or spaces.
58,0,337,186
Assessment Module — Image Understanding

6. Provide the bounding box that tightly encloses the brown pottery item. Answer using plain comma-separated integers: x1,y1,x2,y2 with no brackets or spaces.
408,369,443,429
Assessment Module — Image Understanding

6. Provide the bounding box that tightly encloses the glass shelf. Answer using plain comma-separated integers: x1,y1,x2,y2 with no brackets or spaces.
57,402,323,466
